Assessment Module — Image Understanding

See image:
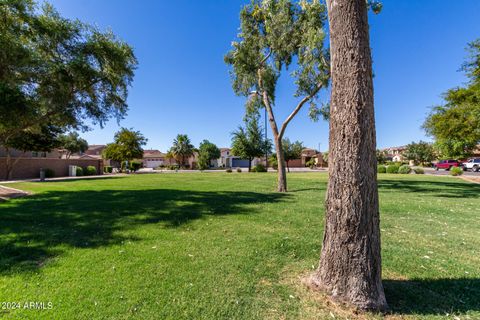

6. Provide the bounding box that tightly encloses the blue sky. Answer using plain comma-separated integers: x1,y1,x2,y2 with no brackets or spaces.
47,0,480,152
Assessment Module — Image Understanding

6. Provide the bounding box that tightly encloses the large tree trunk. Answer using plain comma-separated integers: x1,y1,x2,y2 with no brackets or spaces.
310,0,388,311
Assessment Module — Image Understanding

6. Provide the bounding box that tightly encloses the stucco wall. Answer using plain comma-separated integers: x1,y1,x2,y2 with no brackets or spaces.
0,158,103,180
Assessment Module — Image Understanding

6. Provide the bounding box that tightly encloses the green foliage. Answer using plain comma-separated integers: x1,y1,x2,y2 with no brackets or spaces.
386,165,399,174
236,167,242,173
0,0,137,153
76,167,84,176
231,115,271,171
414,167,425,174
44,168,55,178
58,132,88,159
269,154,278,170
377,165,386,173
85,166,97,176
424,39,480,158
450,166,464,176
404,141,435,165
283,138,304,164
130,161,142,172
226,168,233,173
398,165,412,174
170,134,195,168
225,0,330,119
252,164,267,172
103,166,113,174
103,128,147,163
198,140,220,170
376,149,388,164
305,158,316,169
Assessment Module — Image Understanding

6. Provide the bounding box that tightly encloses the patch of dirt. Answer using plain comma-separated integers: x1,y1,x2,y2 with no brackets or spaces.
0,186,29,201
460,176,480,184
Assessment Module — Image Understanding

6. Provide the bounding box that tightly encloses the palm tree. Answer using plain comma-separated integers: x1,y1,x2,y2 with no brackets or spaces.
170,134,195,168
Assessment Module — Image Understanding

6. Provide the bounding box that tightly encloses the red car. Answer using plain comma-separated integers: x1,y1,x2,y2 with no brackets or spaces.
434,159,462,171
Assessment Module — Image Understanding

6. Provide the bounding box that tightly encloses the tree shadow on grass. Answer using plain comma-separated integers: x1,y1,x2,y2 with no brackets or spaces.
0,188,289,275
378,179,480,198
384,278,480,316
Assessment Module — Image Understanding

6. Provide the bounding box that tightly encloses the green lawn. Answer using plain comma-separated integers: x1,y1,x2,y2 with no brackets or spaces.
0,173,479,319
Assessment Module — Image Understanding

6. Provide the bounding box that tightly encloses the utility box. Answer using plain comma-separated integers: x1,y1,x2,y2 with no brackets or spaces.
69,165,77,177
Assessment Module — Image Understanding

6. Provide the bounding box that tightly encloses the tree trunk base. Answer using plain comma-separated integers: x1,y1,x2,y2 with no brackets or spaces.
306,273,388,312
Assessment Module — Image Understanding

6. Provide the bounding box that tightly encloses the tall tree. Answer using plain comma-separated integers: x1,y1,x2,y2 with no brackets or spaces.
423,40,480,158
225,0,330,192
58,132,89,159
198,140,221,170
170,134,195,168
309,0,388,311
0,0,137,177
282,138,304,172
231,116,271,172
103,128,147,167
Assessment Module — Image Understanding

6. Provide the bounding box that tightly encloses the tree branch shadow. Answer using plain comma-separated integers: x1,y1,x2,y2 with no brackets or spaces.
0,188,289,275
384,278,480,316
378,179,480,198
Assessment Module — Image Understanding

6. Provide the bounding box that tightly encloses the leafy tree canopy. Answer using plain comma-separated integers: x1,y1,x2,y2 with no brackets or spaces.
404,141,435,164
225,0,329,120
0,0,137,150
424,40,480,158
282,138,304,162
58,132,88,158
103,128,147,163
198,140,220,170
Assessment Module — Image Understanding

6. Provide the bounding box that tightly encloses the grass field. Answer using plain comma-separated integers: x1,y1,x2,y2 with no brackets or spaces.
1,173,479,319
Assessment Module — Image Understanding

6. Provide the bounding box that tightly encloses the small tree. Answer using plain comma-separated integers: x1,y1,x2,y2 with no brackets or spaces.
58,132,88,159
170,134,195,168
404,141,435,165
103,128,147,169
198,140,221,170
282,138,304,172
231,116,271,172
225,0,330,191
376,149,387,164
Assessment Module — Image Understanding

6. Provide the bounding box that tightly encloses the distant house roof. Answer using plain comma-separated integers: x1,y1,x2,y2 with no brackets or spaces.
220,148,231,152
143,150,166,158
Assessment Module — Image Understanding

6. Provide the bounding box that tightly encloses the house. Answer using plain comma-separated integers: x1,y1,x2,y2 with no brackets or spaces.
0,145,102,180
382,146,407,162
142,149,166,168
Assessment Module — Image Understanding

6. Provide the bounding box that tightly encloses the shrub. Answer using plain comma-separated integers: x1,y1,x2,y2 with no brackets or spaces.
236,168,242,173
305,158,316,169
44,168,55,178
414,167,425,174
103,166,113,173
377,165,386,173
252,164,267,172
386,165,399,174
226,168,233,173
85,166,97,176
398,165,412,174
76,166,84,176
130,161,142,172
450,166,463,176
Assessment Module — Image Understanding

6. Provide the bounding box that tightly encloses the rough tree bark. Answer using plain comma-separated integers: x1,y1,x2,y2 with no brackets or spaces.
309,0,388,311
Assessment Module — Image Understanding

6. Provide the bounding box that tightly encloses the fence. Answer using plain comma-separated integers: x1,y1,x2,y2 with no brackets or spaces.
0,158,103,180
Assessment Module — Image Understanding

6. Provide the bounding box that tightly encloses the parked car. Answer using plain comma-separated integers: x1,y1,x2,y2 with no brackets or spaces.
462,158,480,172
434,159,462,171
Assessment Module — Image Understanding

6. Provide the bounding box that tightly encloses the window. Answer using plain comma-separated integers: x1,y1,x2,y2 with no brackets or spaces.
475,159,480,163
32,151,38,158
